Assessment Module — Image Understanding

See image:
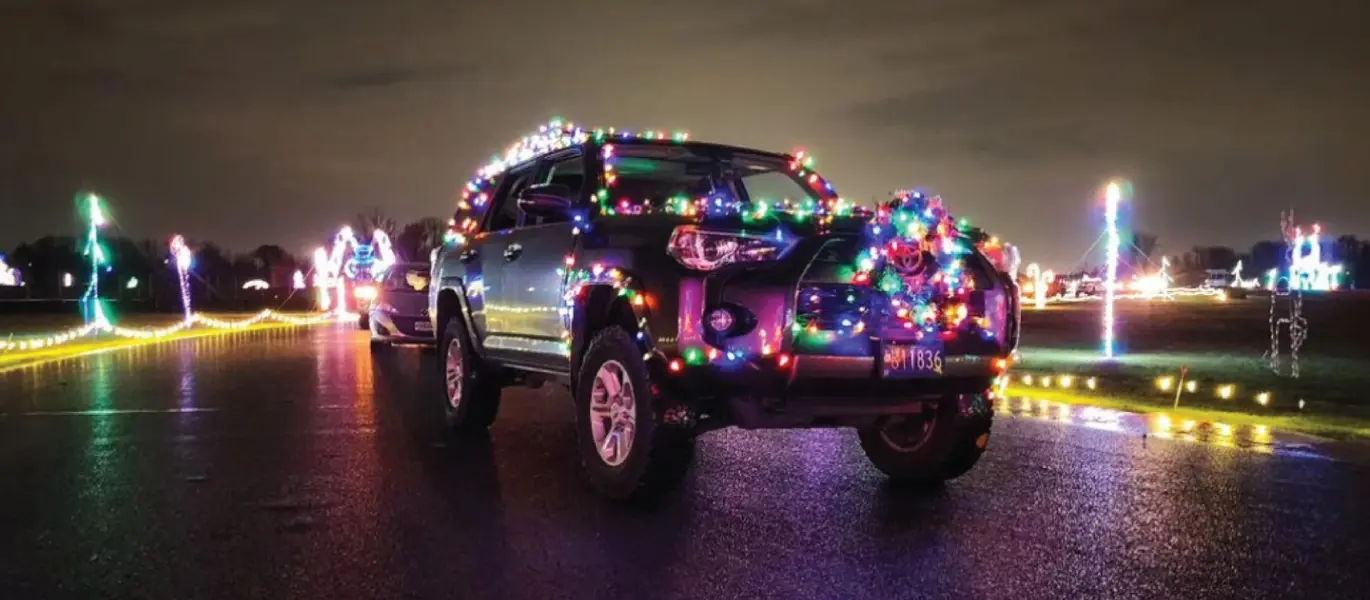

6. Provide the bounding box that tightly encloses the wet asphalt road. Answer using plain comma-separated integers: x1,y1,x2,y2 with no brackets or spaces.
2,325,1369,600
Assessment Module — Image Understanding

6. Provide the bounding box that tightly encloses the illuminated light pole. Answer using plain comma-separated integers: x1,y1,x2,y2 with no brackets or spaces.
170,235,194,321
1102,180,1124,360
80,193,110,327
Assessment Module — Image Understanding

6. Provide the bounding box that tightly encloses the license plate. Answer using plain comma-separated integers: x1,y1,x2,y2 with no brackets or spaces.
414,320,433,332
881,342,944,378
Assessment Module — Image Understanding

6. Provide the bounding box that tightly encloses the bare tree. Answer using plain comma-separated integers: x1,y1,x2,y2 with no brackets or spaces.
353,207,397,242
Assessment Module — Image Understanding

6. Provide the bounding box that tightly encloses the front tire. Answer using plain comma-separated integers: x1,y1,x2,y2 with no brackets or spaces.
858,393,992,484
575,326,694,502
438,316,500,432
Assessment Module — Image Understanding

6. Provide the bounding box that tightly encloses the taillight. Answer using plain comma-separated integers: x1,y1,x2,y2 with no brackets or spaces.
667,225,795,271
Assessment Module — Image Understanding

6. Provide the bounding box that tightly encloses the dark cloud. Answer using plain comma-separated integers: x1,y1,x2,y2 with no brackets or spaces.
1,0,1367,268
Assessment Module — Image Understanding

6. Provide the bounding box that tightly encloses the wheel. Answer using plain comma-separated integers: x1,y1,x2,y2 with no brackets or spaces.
575,326,694,502
858,393,992,485
438,315,501,432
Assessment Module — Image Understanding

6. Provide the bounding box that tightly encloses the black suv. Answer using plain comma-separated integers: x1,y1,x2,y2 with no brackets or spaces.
429,122,1019,501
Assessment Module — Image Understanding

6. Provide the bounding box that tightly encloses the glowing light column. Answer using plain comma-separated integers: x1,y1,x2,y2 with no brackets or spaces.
80,193,110,327
170,235,194,321
1102,181,1123,359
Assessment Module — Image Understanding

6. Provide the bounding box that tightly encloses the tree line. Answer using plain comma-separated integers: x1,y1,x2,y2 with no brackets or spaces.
1,210,446,302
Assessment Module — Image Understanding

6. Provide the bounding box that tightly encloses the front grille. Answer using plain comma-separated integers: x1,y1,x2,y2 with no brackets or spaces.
793,237,1004,356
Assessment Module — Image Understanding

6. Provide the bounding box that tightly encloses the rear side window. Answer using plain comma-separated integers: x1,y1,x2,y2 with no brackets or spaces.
384,266,431,292
485,166,537,232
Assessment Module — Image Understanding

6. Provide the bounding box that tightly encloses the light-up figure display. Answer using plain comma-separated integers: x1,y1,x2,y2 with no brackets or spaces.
313,226,396,312
1285,224,1343,291
0,254,20,286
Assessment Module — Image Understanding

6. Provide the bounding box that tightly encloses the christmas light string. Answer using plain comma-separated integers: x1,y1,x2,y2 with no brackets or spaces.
1266,211,1308,378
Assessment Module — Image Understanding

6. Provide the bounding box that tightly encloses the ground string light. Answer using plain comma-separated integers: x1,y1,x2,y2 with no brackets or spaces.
1,197,345,356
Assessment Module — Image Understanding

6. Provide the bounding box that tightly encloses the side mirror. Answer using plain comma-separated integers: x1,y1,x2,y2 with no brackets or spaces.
517,183,572,218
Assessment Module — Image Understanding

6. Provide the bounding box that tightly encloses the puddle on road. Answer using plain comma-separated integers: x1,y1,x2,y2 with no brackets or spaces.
998,395,1326,458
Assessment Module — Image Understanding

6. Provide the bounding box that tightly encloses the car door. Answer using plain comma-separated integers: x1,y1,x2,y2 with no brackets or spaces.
483,150,585,373
472,163,539,344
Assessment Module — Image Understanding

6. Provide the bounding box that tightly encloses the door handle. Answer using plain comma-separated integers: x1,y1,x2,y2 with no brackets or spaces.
502,243,523,262
459,248,479,263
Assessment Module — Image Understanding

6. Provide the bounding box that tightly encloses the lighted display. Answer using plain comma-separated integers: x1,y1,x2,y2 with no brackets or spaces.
0,254,19,286
1102,180,1123,359
170,234,194,321
79,193,110,327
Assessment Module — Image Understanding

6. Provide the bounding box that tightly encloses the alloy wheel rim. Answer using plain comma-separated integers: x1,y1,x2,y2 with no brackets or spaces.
879,411,936,453
588,360,636,467
444,337,463,409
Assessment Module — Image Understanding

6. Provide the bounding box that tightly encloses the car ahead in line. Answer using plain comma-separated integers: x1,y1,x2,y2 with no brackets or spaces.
368,262,436,347
428,122,1019,501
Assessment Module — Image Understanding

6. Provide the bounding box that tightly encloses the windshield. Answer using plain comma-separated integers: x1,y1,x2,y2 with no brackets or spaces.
608,145,821,211
383,265,431,293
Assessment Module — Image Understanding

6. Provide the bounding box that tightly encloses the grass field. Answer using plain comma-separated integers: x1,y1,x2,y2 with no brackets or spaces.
1015,291,1370,438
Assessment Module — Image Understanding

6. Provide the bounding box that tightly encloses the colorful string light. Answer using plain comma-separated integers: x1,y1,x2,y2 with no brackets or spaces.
0,310,345,355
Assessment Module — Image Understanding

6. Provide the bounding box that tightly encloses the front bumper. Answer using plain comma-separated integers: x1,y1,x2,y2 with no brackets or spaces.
369,311,436,343
664,353,1000,429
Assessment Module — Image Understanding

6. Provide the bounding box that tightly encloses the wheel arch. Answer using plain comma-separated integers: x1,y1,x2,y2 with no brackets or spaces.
569,284,657,388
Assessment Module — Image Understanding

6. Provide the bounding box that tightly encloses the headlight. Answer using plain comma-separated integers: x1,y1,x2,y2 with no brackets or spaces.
354,285,377,300
667,226,795,271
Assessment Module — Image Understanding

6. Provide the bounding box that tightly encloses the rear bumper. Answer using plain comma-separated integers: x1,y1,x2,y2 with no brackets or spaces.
370,311,436,343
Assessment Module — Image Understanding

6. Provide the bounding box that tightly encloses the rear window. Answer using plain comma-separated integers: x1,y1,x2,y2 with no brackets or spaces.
608,146,820,210
384,266,431,292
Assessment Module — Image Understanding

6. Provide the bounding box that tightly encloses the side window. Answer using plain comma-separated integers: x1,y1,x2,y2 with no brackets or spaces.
526,153,584,226
738,168,819,205
485,167,536,232
543,154,585,198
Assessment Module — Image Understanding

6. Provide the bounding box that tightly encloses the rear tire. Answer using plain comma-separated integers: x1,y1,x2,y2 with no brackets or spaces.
575,326,694,502
438,315,500,432
858,393,992,484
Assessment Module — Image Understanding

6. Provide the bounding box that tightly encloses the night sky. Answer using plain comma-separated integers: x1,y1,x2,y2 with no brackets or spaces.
2,0,1367,268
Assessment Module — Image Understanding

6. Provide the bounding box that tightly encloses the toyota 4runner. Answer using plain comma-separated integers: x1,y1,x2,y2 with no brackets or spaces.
429,121,1019,501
